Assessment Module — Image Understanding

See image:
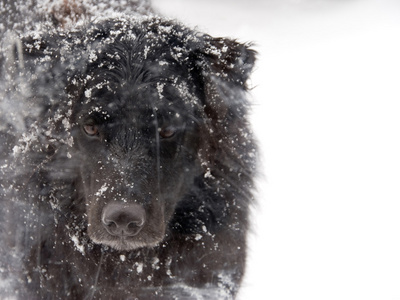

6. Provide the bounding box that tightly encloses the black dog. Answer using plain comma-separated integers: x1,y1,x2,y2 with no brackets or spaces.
0,1,256,299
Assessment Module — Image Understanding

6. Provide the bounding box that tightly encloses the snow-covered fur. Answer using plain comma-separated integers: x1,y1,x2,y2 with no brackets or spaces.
0,1,256,299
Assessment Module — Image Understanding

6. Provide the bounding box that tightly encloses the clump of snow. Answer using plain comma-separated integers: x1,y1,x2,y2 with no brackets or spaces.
156,82,165,99
95,183,109,197
134,262,144,274
69,233,85,255
151,257,160,270
204,167,214,179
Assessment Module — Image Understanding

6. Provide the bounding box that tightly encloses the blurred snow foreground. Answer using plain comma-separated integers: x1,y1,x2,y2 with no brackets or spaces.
0,0,257,299
0,0,150,136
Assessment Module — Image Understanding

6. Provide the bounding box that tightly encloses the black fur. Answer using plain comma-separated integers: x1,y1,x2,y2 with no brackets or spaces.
0,4,256,300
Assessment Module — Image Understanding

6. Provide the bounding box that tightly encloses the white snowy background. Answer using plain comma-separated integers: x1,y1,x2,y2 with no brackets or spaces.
152,0,400,299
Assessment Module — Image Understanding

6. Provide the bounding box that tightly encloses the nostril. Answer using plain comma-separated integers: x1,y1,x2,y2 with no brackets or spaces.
104,220,117,229
101,203,146,237
127,220,143,229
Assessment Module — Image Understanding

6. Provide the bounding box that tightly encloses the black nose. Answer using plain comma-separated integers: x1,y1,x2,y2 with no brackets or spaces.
102,203,146,237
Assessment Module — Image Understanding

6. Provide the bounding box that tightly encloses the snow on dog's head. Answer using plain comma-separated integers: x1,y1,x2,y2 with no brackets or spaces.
7,16,255,252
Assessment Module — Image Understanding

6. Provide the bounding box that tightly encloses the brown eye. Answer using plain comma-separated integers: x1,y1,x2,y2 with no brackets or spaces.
83,124,99,136
159,126,176,139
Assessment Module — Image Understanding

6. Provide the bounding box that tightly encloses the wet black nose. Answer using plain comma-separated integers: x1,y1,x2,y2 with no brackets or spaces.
102,203,146,237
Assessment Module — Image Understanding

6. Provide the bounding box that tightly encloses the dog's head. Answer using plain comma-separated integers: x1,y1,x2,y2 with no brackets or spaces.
15,17,255,251
68,17,256,251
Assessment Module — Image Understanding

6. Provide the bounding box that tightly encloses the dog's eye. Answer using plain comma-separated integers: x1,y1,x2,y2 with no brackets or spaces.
159,126,176,139
83,124,99,136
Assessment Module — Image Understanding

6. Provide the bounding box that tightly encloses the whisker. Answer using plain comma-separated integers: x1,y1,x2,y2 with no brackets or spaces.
87,250,104,300
151,105,161,195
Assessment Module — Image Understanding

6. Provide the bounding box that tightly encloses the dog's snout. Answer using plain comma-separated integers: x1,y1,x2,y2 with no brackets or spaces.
102,203,146,237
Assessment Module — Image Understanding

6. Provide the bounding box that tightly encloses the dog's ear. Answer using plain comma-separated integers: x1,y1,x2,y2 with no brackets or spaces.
195,36,256,172
196,36,256,117
200,36,256,89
